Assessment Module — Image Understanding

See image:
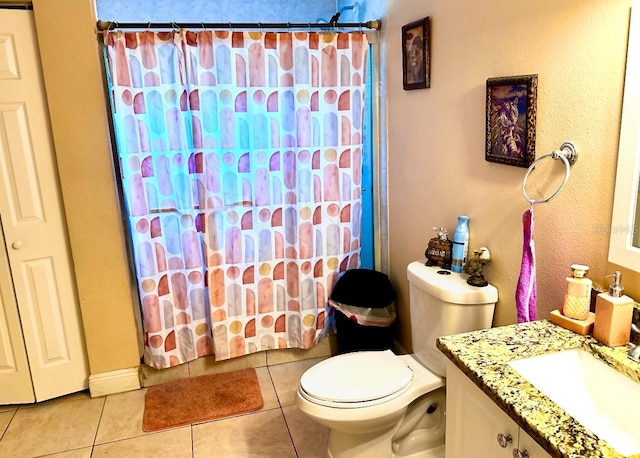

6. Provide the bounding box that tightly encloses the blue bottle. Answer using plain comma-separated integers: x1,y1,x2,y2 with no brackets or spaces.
451,216,469,273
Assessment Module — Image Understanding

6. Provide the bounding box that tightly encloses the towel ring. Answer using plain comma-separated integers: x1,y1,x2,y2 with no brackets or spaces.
522,142,578,204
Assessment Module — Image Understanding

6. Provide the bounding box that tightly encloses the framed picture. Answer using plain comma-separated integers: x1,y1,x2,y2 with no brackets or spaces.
485,74,538,167
402,17,430,90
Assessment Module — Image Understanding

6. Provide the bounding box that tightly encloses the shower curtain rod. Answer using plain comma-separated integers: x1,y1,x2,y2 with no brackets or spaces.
96,19,381,32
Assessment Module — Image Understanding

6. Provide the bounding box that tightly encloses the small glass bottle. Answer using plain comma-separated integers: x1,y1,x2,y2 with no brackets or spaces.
451,216,469,273
562,264,592,320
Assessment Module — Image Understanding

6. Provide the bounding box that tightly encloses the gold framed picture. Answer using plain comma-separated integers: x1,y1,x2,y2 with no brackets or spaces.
485,74,538,168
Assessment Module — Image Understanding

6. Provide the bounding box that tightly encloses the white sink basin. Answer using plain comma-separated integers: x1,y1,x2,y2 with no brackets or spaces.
508,349,640,457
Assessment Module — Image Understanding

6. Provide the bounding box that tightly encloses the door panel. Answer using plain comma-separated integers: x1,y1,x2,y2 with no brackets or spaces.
446,361,516,458
0,218,34,404
20,257,71,366
0,9,88,403
0,102,45,224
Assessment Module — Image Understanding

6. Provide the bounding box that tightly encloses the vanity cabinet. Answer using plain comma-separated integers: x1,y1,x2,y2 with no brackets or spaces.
445,360,552,458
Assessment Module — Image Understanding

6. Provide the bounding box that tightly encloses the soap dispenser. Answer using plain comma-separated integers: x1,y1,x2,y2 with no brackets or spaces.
593,271,634,346
562,264,592,320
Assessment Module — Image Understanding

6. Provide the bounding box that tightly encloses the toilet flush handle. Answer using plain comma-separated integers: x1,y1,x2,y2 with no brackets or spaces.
497,433,512,448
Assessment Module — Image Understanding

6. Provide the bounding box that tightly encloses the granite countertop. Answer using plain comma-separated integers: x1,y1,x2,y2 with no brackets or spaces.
436,319,640,458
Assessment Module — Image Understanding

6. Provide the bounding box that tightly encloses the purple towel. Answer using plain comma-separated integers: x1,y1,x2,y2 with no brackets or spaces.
515,206,537,323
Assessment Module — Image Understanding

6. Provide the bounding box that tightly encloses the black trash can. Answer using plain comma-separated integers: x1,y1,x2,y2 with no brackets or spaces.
329,269,397,353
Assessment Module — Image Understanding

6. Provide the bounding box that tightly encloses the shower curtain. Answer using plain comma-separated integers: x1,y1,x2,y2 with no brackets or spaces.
104,29,368,369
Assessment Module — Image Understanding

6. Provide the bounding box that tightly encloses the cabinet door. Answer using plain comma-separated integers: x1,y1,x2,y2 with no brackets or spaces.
445,360,518,458
518,430,552,458
445,361,552,458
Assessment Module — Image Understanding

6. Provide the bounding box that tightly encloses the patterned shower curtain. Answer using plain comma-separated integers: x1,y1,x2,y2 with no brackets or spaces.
103,29,367,368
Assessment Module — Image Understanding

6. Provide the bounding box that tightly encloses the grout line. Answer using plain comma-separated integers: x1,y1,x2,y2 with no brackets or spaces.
279,407,300,458
92,396,107,446
34,445,95,458
89,395,107,457
90,425,191,446
0,408,18,442
190,425,195,458
265,364,284,408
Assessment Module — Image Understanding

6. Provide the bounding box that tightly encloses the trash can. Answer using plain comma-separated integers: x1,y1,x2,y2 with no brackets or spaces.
329,269,397,353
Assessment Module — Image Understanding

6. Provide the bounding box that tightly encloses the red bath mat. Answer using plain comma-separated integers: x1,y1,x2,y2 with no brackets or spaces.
142,367,264,432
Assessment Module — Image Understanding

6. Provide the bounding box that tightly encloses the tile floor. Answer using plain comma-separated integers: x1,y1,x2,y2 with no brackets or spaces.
0,358,330,458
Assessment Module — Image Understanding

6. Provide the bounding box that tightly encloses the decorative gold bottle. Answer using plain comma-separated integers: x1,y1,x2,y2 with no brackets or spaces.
425,227,452,269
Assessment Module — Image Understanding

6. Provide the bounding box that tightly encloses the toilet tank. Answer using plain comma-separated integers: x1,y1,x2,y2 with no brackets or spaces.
406,261,498,377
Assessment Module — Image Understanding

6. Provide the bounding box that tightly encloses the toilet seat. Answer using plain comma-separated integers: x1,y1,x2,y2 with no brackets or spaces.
299,350,414,409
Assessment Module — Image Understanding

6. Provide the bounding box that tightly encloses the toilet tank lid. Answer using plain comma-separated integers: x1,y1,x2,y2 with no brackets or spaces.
407,261,498,304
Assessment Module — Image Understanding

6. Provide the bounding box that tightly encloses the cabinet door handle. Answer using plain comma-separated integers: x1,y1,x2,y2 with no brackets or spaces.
11,241,23,250
513,449,529,458
497,433,513,448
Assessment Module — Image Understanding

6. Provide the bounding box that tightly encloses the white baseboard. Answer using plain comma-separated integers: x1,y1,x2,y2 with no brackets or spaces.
88,367,141,397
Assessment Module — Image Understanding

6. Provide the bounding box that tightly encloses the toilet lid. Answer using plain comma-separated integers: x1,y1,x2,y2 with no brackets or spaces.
299,350,414,404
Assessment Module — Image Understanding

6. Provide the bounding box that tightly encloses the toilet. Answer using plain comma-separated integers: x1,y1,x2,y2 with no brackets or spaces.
296,261,498,458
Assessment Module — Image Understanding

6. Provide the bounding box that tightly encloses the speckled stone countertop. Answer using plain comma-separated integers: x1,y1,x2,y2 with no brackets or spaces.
436,319,640,458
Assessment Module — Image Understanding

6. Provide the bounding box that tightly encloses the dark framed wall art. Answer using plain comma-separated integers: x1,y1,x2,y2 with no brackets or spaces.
402,17,430,90
485,74,538,167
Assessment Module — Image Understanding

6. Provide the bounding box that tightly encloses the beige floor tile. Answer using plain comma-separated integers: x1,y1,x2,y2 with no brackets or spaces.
0,392,104,457
193,409,296,458
139,362,189,388
266,336,336,365
255,367,279,411
283,405,330,458
0,405,17,414
92,427,192,458
95,388,149,444
268,358,325,406
0,410,15,437
188,351,267,377
37,446,93,457
18,391,91,409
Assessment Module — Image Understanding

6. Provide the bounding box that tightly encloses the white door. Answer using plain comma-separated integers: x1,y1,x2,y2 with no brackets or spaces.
0,8,89,403
0,218,34,403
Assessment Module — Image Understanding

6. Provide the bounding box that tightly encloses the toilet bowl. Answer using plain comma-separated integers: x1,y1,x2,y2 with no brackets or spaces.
296,262,498,458
296,350,445,458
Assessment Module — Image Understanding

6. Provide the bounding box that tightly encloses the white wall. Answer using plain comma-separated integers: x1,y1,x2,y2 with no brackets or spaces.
385,0,638,350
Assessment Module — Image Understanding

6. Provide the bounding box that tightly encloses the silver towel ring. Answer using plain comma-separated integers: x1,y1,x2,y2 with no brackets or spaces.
522,142,578,204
